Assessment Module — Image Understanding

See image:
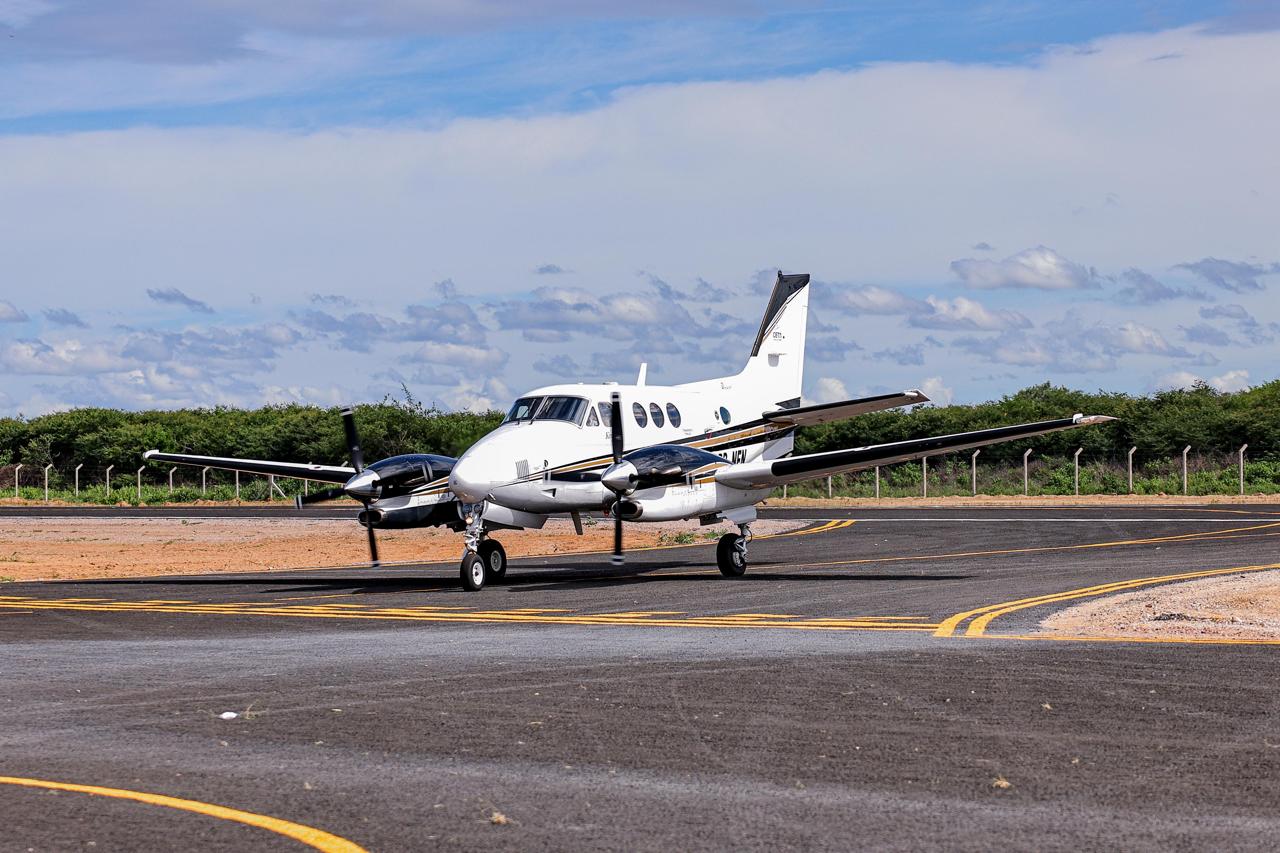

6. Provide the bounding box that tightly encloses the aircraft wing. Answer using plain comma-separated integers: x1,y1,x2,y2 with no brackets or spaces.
762,390,929,426
715,414,1117,489
143,450,355,484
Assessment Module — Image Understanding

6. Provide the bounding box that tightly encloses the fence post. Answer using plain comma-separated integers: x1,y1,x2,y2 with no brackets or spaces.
235,470,240,501
1127,447,1136,494
1181,445,1191,495
1239,444,1248,496
268,474,275,502
75,463,83,497
136,466,145,501
971,450,979,496
826,475,832,498
1073,447,1083,496
874,466,880,499
44,464,53,503
105,464,114,496
201,466,209,495
169,467,176,494
304,478,309,497
782,483,787,498
14,463,22,498
1023,449,1032,496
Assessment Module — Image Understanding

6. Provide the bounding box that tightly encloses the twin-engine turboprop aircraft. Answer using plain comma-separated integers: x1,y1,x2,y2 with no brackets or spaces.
145,272,1114,590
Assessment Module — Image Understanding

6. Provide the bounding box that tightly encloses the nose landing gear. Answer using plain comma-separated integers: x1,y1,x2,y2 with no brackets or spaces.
459,503,508,591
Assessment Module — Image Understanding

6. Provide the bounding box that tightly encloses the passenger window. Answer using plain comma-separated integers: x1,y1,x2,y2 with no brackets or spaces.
632,402,648,427
666,403,681,428
649,402,665,428
598,402,612,427
719,406,731,424
586,408,599,427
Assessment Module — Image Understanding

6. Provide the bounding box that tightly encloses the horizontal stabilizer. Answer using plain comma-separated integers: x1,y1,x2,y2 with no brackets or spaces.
716,414,1117,489
142,450,355,484
763,390,928,426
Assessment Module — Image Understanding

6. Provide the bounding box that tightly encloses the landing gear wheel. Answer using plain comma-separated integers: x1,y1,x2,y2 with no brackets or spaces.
460,552,487,591
479,539,507,582
717,533,747,577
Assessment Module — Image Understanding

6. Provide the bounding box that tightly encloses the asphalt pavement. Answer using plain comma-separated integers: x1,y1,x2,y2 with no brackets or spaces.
2,505,1278,851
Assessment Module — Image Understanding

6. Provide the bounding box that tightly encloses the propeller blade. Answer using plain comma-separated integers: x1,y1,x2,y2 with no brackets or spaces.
341,406,365,472
295,487,346,507
610,392,624,463
612,511,623,565
608,392,626,564
365,516,380,567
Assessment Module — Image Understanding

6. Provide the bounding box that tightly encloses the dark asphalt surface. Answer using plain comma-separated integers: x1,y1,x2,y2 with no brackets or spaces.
2,505,1279,851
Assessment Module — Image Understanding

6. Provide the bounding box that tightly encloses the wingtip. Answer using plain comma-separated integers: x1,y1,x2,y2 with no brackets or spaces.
1073,414,1119,426
904,388,930,402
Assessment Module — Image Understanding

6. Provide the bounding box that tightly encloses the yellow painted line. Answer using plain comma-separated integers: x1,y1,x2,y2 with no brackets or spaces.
936,562,1280,638
0,596,933,632
808,520,1280,571
0,775,366,853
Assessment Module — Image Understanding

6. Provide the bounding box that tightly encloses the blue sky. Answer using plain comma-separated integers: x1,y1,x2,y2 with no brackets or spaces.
1,1,1277,414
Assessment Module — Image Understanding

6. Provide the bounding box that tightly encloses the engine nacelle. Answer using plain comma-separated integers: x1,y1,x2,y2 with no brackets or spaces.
360,501,460,530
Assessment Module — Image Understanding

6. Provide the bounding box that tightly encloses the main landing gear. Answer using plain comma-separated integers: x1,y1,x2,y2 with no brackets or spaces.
716,523,752,577
460,504,508,591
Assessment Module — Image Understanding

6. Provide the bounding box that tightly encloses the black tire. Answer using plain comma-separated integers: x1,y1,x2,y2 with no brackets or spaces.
479,539,507,582
460,552,487,591
717,533,747,577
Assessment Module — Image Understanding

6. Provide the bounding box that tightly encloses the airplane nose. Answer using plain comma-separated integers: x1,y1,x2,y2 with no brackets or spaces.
448,454,492,504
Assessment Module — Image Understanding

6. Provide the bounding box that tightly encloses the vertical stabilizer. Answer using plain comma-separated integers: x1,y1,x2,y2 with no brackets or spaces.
740,272,809,406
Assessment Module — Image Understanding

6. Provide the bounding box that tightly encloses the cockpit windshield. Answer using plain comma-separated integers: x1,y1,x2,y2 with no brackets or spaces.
535,396,589,425
503,396,543,423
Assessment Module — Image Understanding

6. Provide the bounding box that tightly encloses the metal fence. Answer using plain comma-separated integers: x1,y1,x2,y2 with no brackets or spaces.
2,443,1278,504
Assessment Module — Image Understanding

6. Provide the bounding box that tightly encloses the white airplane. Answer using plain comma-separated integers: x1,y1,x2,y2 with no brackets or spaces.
145,272,1114,590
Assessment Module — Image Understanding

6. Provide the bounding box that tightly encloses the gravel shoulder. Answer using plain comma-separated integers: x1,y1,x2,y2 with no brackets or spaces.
1041,569,1280,642
0,517,804,582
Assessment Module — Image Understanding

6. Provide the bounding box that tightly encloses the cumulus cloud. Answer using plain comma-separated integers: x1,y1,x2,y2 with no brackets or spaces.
807,335,859,363
909,296,1031,331
42,307,89,327
534,264,569,275
950,246,1102,291
414,341,508,371
1180,323,1232,347
1114,268,1207,304
1197,303,1279,345
1175,258,1279,293
872,337,942,366
146,287,214,314
955,313,1196,373
821,283,925,316
1156,368,1251,393
812,377,849,404
0,300,28,322
918,377,954,406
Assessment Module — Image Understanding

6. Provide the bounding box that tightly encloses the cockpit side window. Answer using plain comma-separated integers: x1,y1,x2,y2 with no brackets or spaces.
598,402,612,427
504,396,543,423
535,395,589,425
586,408,599,427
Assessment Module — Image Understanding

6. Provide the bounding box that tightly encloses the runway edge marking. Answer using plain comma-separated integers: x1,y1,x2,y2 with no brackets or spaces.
0,775,367,852
935,561,1280,639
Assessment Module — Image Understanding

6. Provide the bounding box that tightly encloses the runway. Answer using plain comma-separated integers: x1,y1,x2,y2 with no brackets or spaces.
2,506,1278,850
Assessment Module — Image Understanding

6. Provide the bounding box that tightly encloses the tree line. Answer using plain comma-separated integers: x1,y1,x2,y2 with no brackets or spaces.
0,381,1277,477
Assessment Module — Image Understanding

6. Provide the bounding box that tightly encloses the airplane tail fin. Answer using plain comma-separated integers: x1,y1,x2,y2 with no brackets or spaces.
738,272,810,407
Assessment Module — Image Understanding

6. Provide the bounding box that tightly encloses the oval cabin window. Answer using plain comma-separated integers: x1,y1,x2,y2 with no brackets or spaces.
649,402,665,428
666,403,681,427
633,402,648,427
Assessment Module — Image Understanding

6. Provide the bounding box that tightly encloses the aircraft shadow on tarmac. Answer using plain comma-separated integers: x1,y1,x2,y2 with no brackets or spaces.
56,564,973,596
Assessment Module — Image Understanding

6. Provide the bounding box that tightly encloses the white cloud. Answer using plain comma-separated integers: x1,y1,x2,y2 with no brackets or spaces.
812,377,848,404
950,246,1101,291
414,341,508,370
918,376,954,406
910,296,1031,331
823,284,924,316
1209,369,1250,393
